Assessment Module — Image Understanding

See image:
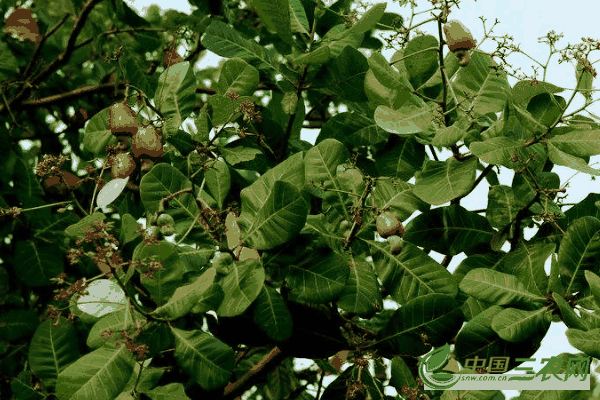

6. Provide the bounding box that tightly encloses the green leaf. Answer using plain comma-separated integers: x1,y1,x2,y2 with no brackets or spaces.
152,267,217,319
452,51,511,117
454,306,546,374
527,93,565,128
460,268,546,307
207,94,252,126
557,216,600,293
512,79,565,107
0,309,38,342
369,178,429,222
469,137,526,165
390,357,418,391
502,242,554,297
548,129,600,157
552,292,587,331
204,159,230,211
320,24,364,58
217,260,265,317
413,156,477,205
337,258,383,316
14,240,64,287
65,212,106,238
239,180,308,250
368,51,408,89
139,163,199,218
331,2,386,40
217,58,259,97
403,35,438,89
55,346,135,400
83,108,118,155
86,306,144,349
121,51,157,99
381,294,463,354
566,328,600,358
371,241,458,303
305,138,351,217
289,0,309,34
171,328,234,390
374,104,434,135
201,21,279,72
403,205,494,256
576,58,594,101
219,145,264,169
324,46,369,103
250,0,292,44
584,270,600,307
28,318,80,389
491,307,551,342
133,241,187,305
292,45,330,64
317,112,387,147
252,286,293,341
287,249,349,303
155,62,198,136
547,143,600,176
374,136,426,181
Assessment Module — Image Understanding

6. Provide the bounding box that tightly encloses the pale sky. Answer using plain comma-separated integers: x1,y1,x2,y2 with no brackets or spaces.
123,1,600,397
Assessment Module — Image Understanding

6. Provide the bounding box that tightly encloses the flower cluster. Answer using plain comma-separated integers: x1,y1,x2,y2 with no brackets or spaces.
35,154,68,179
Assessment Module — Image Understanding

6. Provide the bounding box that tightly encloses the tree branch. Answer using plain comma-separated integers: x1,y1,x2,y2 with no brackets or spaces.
222,346,283,399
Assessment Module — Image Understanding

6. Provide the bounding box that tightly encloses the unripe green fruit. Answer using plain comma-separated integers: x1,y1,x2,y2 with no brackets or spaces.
110,152,136,179
108,101,139,136
455,49,470,67
159,224,175,236
376,211,403,238
387,235,403,254
132,125,164,159
156,213,175,227
340,220,351,230
144,225,161,240
443,19,476,52
156,213,175,235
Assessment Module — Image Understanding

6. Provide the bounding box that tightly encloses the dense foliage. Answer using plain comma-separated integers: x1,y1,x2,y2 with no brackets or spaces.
1,0,600,399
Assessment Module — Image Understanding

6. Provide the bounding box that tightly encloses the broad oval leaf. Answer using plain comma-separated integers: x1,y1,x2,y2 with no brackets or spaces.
252,286,293,342
55,346,135,400
239,180,308,250
337,259,383,316
371,241,458,302
171,327,234,390
152,267,217,319
491,307,551,343
28,318,80,389
403,205,494,256
217,57,259,97
139,163,199,217
287,249,350,303
381,294,463,355
557,216,600,293
460,268,545,307
96,178,128,209
565,328,600,358
155,62,197,135
413,156,477,205
217,260,265,317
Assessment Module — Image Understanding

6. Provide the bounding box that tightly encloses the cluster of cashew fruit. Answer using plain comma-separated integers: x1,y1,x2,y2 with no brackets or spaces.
376,211,405,254
108,101,164,179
